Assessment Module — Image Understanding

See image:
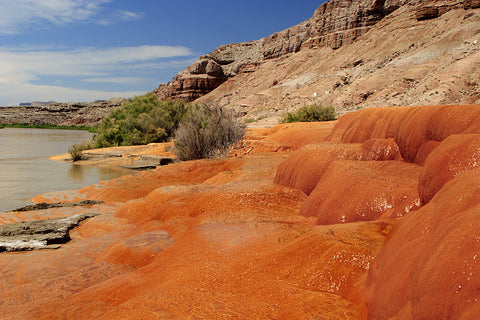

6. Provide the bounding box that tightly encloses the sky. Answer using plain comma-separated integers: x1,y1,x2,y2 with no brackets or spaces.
0,0,324,106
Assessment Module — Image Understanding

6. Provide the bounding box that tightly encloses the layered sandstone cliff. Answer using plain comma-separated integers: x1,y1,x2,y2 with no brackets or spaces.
157,0,414,102
154,40,263,101
156,0,480,126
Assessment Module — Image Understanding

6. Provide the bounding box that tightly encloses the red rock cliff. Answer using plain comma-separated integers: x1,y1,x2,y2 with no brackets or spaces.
155,0,473,103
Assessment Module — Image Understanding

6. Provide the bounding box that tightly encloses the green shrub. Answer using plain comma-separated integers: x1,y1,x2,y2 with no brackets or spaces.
279,105,336,123
174,104,245,161
69,141,93,161
93,93,187,148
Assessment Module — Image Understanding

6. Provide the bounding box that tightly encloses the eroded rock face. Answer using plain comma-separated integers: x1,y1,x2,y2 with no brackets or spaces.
155,0,472,107
263,0,404,59
155,60,228,101
265,0,466,58
158,0,411,101
155,41,263,101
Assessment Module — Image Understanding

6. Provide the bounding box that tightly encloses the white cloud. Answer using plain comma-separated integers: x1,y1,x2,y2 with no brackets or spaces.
0,0,110,34
0,45,192,79
116,10,142,21
0,45,194,105
0,0,143,34
0,80,144,105
97,9,143,26
82,77,144,84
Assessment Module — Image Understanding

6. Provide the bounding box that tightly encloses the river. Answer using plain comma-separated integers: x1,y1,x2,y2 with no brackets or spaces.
0,128,131,212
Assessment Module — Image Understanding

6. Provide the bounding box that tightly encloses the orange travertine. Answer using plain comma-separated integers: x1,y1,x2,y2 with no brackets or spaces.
327,105,480,162
3,104,480,319
274,143,362,195
300,160,420,224
368,170,480,319
419,134,480,205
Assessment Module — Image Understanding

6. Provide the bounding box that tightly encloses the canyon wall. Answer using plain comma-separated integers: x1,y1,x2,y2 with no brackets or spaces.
157,0,414,102
156,0,480,126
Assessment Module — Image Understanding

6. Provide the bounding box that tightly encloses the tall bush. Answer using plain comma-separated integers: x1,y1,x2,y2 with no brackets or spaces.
93,93,187,148
280,105,336,123
174,104,245,161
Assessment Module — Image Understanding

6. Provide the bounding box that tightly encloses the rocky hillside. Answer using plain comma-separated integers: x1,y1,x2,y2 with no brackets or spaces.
0,97,126,126
155,0,480,124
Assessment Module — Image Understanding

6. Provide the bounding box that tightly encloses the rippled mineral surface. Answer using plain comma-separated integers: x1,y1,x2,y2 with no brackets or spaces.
2,106,480,319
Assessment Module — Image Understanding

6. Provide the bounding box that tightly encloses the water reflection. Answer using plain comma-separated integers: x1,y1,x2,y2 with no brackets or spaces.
97,166,133,180
68,164,90,182
69,164,132,183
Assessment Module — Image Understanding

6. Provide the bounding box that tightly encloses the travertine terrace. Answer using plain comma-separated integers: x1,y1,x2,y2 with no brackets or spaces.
2,0,480,318
1,104,480,319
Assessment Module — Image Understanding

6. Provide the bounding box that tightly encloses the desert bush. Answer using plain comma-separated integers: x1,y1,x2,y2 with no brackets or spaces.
69,141,93,161
279,105,336,123
93,93,187,148
174,104,245,161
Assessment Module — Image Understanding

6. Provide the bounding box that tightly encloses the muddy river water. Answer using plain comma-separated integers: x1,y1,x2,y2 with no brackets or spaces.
0,128,130,212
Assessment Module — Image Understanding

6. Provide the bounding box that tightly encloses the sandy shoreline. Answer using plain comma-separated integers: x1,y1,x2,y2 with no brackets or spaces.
50,141,177,169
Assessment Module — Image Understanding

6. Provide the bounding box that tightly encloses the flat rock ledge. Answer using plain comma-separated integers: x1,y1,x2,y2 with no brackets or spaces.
120,155,175,170
0,213,99,252
12,200,103,212
78,153,175,170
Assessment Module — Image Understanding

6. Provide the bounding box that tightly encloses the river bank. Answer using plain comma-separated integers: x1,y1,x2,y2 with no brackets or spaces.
51,141,177,170
2,106,480,318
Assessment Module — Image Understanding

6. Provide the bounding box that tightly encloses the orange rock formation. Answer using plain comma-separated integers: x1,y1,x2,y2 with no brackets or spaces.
1,104,480,319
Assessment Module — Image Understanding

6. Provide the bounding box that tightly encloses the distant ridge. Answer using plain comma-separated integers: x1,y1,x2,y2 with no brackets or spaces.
0,97,126,126
19,101,56,107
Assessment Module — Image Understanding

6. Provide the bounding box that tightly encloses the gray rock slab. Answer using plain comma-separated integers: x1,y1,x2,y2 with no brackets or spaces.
0,213,98,252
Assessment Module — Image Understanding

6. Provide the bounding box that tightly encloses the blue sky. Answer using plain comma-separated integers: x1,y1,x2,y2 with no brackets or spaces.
0,0,324,106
